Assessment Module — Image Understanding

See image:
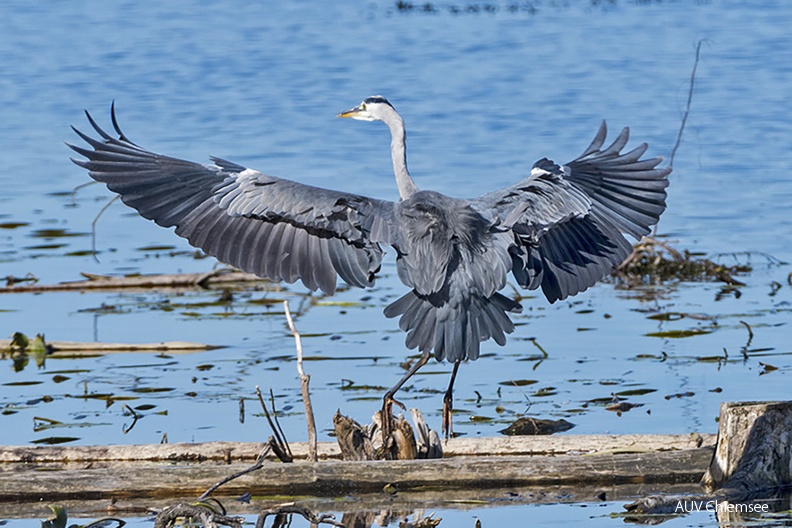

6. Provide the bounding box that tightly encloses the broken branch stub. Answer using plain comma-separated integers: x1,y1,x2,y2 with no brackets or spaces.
701,401,792,494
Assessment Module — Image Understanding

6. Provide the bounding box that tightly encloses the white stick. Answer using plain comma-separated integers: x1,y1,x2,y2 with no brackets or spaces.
283,301,317,462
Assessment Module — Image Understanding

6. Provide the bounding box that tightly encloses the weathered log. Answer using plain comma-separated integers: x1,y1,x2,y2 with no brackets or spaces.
0,435,715,505
0,434,714,464
701,401,792,494
0,446,714,503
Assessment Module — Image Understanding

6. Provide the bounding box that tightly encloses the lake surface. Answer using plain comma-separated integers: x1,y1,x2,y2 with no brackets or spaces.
2,0,792,526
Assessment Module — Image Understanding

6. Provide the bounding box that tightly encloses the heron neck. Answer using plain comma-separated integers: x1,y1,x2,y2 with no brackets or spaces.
387,114,419,200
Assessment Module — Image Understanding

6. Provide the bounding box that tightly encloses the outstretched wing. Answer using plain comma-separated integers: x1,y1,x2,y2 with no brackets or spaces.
69,105,396,295
473,121,670,303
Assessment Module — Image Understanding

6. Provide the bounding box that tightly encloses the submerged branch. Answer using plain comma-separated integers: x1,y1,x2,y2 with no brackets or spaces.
0,338,218,353
0,270,274,294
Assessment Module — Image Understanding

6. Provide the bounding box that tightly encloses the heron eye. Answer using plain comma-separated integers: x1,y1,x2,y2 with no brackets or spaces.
360,103,366,111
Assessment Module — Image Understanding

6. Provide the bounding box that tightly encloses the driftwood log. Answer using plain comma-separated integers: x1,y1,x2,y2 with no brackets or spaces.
0,434,712,464
1,448,713,500
0,434,713,506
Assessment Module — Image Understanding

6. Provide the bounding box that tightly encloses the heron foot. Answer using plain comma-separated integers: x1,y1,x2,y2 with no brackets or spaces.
442,389,454,440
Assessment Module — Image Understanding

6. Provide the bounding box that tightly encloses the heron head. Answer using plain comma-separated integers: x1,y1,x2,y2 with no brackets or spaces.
337,95,395,122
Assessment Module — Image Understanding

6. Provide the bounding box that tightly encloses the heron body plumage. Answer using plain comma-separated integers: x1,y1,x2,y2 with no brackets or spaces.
70,96,670,440
383,189,519,362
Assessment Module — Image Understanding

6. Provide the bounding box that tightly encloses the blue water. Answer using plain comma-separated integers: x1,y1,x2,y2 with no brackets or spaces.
2,1,792,525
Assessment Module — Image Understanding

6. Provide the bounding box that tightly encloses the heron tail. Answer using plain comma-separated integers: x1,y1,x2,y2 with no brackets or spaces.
384,290,522,363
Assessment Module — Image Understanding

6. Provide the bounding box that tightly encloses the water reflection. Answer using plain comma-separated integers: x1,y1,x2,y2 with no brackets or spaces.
22,490,792,528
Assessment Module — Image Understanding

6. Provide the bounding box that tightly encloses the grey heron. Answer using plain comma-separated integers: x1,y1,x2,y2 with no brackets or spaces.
69,96,670,443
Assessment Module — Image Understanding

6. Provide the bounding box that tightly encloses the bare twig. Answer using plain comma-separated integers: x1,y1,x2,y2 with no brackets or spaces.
254,387,293,462
69,180,111,264
198,444,272,501
121,404,139,434
70,180,100,206
739,320,754,350
530,337,549,358
669,39,706,169
284,300,318,462
81,518,126,528
253,388,296,462
90,195,120,263
650,40,706,238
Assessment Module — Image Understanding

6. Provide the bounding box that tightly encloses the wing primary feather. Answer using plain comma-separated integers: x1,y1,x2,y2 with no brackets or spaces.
275,222,298,283
598,127,630,157
578,120,607,157
109,102,139,146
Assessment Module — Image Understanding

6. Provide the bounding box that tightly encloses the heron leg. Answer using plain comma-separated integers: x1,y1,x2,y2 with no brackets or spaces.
442,360,462,439
381,351,431,444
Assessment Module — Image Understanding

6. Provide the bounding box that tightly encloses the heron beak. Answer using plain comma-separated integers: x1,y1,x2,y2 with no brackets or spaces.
336,106,361,119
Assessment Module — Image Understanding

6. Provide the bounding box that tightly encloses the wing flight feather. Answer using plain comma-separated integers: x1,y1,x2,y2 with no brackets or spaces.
69,106,396,295
473,121,670,303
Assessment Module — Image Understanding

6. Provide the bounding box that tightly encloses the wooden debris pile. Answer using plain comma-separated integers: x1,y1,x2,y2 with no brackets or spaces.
611,237,751,288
